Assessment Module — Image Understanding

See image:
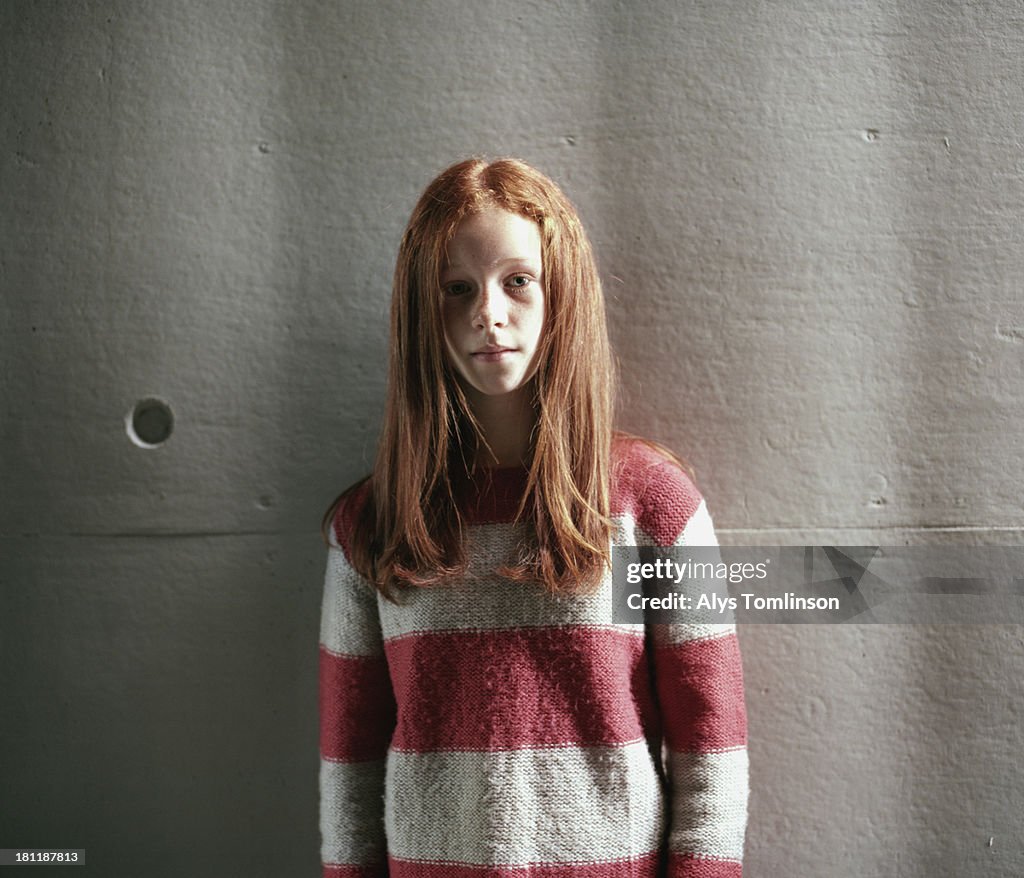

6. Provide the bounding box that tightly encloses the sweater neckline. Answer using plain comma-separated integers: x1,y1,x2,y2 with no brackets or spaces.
462,464,530,524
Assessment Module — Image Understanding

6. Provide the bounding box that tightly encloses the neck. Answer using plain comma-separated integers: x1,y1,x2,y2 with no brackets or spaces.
463,385,536,468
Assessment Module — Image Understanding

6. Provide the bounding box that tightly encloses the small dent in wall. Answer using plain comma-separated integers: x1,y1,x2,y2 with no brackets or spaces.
867,473,888,508
126,398,174,449
13,151,40,169
995,322,1024,343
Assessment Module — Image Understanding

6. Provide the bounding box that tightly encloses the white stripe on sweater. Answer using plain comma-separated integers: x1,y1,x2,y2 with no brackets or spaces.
377,520,646,641
321,546,385,657
322,501,729,657
665,747,748,863
384,741,665,866
678,500,719,547
649,500,737,644
374,514,733,644
320,758,387,866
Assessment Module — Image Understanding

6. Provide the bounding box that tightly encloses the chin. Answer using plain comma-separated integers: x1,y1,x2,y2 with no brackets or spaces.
477,383,523,397
463,377,529,398
452,364,536,401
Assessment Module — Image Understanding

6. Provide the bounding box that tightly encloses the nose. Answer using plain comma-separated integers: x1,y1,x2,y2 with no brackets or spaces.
472,281,509,329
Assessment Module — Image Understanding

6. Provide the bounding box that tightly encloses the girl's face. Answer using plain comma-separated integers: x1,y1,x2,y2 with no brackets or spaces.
440,207,545,401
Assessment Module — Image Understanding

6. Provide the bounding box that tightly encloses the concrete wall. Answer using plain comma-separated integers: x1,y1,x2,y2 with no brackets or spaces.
3,1,1022,875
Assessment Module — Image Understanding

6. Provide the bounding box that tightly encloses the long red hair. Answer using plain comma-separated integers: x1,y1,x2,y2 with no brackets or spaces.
323,157,617,596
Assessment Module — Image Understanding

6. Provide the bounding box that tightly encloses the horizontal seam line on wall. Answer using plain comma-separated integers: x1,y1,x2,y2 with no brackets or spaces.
5,530,318,539
721,525,1024,534
6,526,1023,539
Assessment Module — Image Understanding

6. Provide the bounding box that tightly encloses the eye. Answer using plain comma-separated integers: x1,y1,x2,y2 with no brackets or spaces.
506,274,532,290
444,281,472,297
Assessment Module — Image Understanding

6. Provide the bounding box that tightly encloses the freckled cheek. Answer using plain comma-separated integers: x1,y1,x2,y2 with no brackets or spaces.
440,303,463,346
518,304,546,346
442,297,474,327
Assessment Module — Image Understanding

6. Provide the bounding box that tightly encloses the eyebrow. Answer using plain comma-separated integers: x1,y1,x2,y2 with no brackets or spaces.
442,256,541,272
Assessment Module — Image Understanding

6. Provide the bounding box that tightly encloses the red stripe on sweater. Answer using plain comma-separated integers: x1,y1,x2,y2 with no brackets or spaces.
331,480,372,560
633,467,701,547
654,634,747,752
459,466,531,524
667,853,742,878
388,851,661,877
329,442,703,534
323,865,387,878
394,439,704,530
384,627,658,752
319,646,396,762
610,439,702,546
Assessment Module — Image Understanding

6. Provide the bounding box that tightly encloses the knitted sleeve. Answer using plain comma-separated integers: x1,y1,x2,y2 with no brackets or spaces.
319,490,396,878
638,462,749,878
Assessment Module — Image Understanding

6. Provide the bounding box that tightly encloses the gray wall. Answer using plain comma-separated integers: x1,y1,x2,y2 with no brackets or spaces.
3,1,1023,876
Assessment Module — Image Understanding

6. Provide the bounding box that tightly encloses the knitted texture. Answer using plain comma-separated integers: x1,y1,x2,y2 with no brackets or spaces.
320,440,748,877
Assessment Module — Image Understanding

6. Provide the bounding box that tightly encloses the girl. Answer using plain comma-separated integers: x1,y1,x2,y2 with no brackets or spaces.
319,158,748,878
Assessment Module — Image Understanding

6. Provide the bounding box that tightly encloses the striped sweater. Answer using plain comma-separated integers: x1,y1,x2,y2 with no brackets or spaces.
319,440,748,877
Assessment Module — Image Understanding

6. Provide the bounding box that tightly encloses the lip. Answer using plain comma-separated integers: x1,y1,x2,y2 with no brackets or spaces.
471,346,515,362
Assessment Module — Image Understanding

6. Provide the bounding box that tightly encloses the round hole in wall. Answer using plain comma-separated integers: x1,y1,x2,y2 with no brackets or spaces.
126,398,174,448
